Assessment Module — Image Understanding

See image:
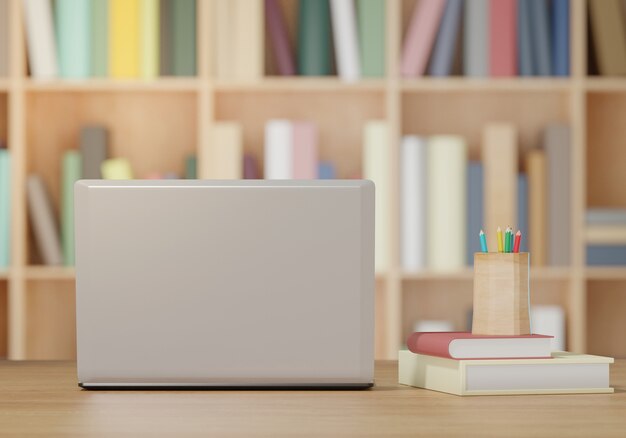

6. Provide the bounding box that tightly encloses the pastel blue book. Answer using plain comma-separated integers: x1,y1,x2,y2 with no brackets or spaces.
517,0,534,76
551,0,570,76
0,149,10,267
528,0,552,76
429,0,463,77
55,0,91,78
518,173,529,252
587,246,626,266
318,161,336,179
466,162,483,264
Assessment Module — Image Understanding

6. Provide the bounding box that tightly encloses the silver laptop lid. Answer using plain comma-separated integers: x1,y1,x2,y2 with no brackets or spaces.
75,180,374,387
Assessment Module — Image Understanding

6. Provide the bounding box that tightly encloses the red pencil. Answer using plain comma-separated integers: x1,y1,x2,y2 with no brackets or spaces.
513,230,522,253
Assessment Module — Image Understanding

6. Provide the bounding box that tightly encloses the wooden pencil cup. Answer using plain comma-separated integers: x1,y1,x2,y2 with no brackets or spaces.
472,253,531,336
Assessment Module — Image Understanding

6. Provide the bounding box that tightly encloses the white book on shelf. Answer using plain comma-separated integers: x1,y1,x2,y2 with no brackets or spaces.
363,121,391,273
22,0,58,78
204,122,243,179
329,0,361,82
531,305,566,351
427,136,467,271
264,119,293,179
401,135,428,271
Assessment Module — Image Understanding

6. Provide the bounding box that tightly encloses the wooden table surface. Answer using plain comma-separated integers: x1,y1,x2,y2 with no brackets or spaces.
0,360,625,437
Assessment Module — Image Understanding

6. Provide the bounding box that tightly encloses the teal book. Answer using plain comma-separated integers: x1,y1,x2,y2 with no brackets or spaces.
0,149,10,268
56,0,91,78
91,0,108,77
172,0,196,76
62,151,82,265
185,155,197,179
357,0,385,77
298,0,332,75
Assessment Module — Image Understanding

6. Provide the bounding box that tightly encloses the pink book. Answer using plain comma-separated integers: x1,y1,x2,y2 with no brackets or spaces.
489,0,517,76
400,0,446,77
292,122,318,179
407,332,554,360
265,0,296,75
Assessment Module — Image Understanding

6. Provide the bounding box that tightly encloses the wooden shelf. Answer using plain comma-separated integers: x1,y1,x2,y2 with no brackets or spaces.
585,225,626,245
24,78,201,93
586,267,626,280
585,78,626,92
214,77,386,92
24,267,75,281
401,77,572,92
0,269,9,280
0,79,9,91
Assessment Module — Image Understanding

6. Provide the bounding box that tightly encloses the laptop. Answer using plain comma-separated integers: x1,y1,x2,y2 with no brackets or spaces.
75,180,375,388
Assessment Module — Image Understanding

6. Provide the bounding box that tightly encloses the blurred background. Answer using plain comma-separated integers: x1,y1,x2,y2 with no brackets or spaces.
0,0,624,360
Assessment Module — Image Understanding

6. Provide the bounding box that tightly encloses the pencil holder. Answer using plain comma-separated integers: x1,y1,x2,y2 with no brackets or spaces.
472,252,531,336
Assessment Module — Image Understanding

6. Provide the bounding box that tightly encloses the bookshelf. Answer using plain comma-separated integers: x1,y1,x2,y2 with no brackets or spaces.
0,0,624,360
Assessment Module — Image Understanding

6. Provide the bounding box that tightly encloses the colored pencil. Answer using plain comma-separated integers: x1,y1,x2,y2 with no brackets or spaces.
513,230,521,253
479,230,488,252
509,229,514,252
496,226,503,252
504,227,510,252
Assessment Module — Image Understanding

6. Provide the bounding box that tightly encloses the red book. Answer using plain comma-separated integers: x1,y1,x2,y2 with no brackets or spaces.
489,0,517,76
407,332,554,360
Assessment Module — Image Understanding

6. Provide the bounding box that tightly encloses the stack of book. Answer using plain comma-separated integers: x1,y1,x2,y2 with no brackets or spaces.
401,0,569,77
399,331,613,396
23,0,196,79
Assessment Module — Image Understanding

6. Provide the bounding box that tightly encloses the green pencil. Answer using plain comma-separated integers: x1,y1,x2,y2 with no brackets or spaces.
504,227,511,252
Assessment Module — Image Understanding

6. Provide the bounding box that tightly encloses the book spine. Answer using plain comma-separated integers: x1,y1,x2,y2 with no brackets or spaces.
265,0,296,76
400,0,446,77
185,155,197,179
243,154,259,179
406,333,453,359
467,162,483,264
489,0,516,76
528,0,552,76
0,150,9,267
101,158,133,179
207,122,243,179
588,0,626,76
517,0,533,76
551,0,570,76
527,149,547,266
357,0,385,77
172,0,196,76
330,0,361,82
587,245,626,266
427,136,467,270
264,120,293,179
298,0,332,76
234,0,263,80
318,161,336,179
518,173,528,252
546,124,571,266
482,124,518,250
428,0,463,77
159,0,173,76
0,0,7,76
91,0,109,77
61,151,81,265
80,126,108,179
109,0,140,78
26,175,63,265
363,121,391,273
292,122,318,179
401,135,427,271
141,0,160,79
22,0,58,78
56,0,91,78
463,0,488,76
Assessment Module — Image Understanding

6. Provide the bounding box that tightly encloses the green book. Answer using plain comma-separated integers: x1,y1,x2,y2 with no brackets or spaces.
298,0,332,76
62,151,82,266
185,155,197,179
172,0,196,76
357,0,385,77
91,0,108,77
0,149,10,268
56,0,91,78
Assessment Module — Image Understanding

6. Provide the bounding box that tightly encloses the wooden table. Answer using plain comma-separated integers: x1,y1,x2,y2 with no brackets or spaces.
0,360,625,437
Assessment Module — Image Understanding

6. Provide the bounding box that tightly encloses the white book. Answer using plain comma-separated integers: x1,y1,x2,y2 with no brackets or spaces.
427,136,467,271
401,136,427,271
26,175,63,265
363,121,390,273
264,120,293,179
234,0,263,81
330,0,361,82
22,0,58,78
532,305,566,351
205,122,243,179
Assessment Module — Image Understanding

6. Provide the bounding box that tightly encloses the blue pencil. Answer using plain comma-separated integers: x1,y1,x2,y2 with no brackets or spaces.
479,230,488,253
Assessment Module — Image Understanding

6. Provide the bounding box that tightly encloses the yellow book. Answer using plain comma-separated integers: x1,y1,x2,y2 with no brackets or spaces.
109,0,140,78
141,0,159,79
101,158,134,180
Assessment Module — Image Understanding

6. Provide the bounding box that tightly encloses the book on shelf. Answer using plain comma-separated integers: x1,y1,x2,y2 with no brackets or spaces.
27,175,63,266
109,0,140,78
0,149,10,268
91,0,109,77
0,0,7,77
357,0,385,78
171,0,196,76
243,154,259,179
427,135,467,271
527,149,547,266
185,155,197,179
330,0,361,82
546,124,571,266
61,151,81,266
406,332,553,360
401,135,427,271
428,0,462,77
399,350,613,396
292,122,318,179
551,0,570,76
586,208,626,224
518,173,529,252
55,0,91,78
80,126,109,179
205,122,243,179
318,161,336,179
517,0,533,76
489,0,516,76
531,305,566,351
463,0,488,76
264,119,293,180
529,0,552,76
159,0,173,76
101,158,133,180
587,246,626,266
401,0,445,77
466,161,483,265
265,0,295,76
588,0,626,76
141,0,159,79
23,0,58,78
363,121,391,273
298,0,332,76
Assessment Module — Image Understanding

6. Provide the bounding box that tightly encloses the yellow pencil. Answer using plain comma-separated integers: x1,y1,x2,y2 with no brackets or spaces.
497,227,503,252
